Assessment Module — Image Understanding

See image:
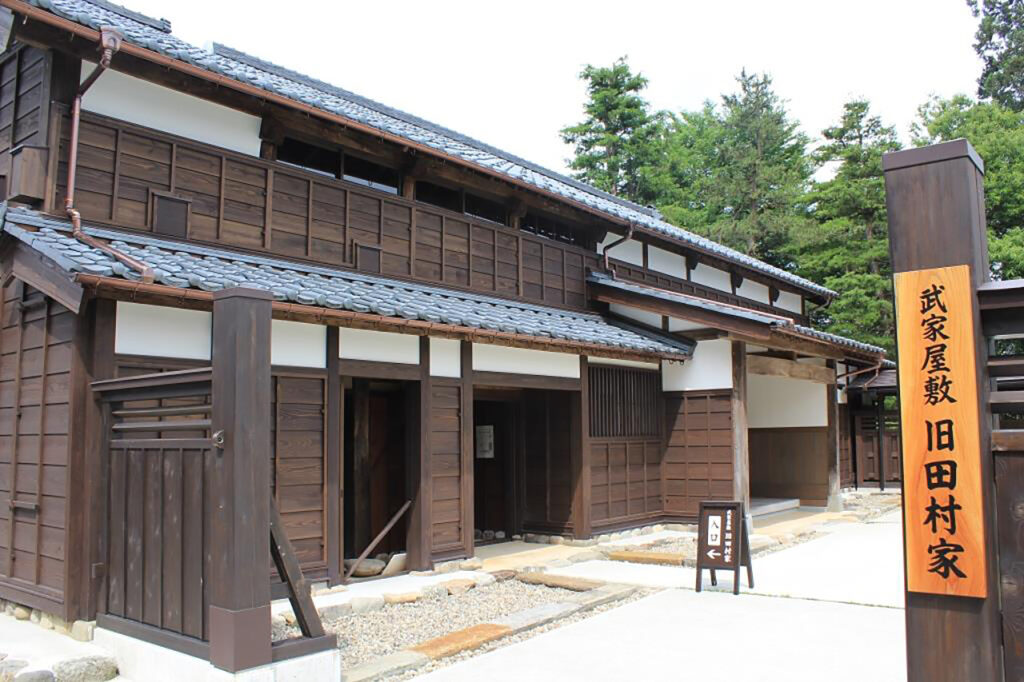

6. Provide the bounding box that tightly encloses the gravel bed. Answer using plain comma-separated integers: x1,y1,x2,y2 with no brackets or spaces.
305,580,578,669
386,588,656,680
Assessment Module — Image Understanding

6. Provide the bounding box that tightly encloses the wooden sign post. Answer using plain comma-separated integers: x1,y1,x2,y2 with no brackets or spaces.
894,265,987,597
883,140,1002,681
695,500,753,595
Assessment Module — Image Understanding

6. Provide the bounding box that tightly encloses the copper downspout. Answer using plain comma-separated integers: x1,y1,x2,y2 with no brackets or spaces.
64,27,154,283
602,222,635,274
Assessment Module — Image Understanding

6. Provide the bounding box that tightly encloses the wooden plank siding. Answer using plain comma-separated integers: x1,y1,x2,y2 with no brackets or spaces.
520,390,574,534
838,403,854,488
662,390,734,518
0,44,51,182
52,111,600,310
749,427,829,506
0,281,76,615
430,381,466,558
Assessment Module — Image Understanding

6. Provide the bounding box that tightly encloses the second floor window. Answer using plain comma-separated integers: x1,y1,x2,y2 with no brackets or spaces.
343,154,400,195
277,137,340,178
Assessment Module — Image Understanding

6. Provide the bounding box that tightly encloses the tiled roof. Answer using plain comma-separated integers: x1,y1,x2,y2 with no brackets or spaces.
588,272,886,358
21,0,836,301
1,206,693,358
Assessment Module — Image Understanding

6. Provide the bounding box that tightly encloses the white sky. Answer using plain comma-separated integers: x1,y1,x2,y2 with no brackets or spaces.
123,0,982,175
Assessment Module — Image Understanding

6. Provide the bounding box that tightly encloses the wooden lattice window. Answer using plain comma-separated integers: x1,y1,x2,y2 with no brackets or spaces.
589,365,661,438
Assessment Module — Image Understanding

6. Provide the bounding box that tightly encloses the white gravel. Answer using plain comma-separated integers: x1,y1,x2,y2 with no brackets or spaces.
386,588,655,680
308,580,579,669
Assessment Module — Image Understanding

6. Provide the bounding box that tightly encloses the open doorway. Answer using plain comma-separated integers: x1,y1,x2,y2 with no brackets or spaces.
343,378,415,576
473,389,519,544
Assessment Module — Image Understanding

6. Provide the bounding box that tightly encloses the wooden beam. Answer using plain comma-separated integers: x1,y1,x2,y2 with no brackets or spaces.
731,341,749,516
747,354,836,384
325,326,341,585
825,360,841,512
460,341,474,558
407,336,432,570
351,378,370,557
473,371,581,391
3,242,84,313
572,356,592,539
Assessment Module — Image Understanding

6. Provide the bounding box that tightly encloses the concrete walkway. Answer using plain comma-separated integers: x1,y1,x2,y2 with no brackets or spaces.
412,510,907,681
0,613,130,680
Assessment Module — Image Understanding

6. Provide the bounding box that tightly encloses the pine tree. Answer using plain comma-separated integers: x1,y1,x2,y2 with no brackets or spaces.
560,57,665,204
788,100,901,352
968,0,1024,111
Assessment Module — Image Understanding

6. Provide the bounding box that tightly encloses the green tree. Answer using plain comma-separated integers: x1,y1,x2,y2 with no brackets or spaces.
560,57,666,203
657,71,812,266
788,100,901,353
967,0,1024,110
913,95,1024,278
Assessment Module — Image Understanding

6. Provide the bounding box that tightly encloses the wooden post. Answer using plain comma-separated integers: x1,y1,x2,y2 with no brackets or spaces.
351,378,371,554
731,342,750,518
826,361,842,512
883,140,1001,682
208,288,273,672
325,326,342,585
407,336,432,570
460,341,475,558
572,356,592,539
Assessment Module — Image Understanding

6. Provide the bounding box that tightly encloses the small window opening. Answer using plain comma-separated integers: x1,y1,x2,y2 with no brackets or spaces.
465,192,507,225
277,137,340,178
343,154,400,195
521,212,581,246
416,181,462,213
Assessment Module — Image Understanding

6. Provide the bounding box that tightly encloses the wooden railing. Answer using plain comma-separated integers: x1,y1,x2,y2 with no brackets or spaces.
51,109,600,310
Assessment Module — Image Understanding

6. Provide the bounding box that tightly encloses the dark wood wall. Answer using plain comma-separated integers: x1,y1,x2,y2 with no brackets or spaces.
520,390,574,533
839,403,853,488
52,111,600,310
0,44,54,184
0,281,76,616
749,427,829,506
429,381,468,558
663,390,734,518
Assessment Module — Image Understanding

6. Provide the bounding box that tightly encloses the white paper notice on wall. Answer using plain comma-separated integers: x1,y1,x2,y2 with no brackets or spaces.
475,425,495,459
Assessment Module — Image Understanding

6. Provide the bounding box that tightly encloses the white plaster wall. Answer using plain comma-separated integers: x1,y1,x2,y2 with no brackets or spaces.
472,344,579,378
647,246,686,279
430,338,461,378
777,291,803,314
690,263,732,292
609,302,663,329
737,279,770,304
598,235,644,266
747,374,827,428
82,67,262,156
588,357,660,370
271,320,326,368
339,328,419,364
115,302,211,360
661,338,733,391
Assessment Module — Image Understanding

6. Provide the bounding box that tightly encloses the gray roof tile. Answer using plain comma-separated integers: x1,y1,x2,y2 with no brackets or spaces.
24,0,836,300
2,205,692,358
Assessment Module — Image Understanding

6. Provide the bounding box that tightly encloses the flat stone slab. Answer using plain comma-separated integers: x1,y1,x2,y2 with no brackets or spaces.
607,550,684,566
516,572,603,592
410,623,512,659
490,601,580,632
343,650,429,682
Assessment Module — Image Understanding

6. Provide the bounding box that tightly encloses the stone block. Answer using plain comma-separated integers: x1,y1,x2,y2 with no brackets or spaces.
383,592,421,605
52,656,118,682
0,660,28,682
472,573,496,588
434,560,461,574
548,536,565,545
568,550,603,563
495,531,506,540
29,610,40,624
516,572,603,592
69,621,95,642
607,550,684,566
381,552,407,577
482,530,495,541
344,558,385,577
458,557,483,571
443,579,476,596
489,570,516,582
14,671,55,682
12,607,30,621
343,651,429,682
350,596,384,614
410,624,511,659
490,602,580,632
319,602,353,621
37,613,53,630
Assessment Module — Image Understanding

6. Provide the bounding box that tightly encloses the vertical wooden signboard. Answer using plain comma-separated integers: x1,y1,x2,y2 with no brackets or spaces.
894,264,987,598
695,501,753,595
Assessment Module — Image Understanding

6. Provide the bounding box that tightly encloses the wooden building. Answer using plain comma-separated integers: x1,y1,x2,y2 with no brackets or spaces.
0,0,886,656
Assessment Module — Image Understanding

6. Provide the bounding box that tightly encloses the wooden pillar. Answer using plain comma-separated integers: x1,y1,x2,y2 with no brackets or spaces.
460,341,474,557
572,356,592,539
883,140,1001,682
826,361,842,512
208,288,273,672
326,327,342,585
731,341,750,515
407,336,432,570
351,378,371,554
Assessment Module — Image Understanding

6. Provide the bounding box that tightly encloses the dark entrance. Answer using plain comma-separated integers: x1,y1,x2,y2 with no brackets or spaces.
343,378,414,561
473,390,519,541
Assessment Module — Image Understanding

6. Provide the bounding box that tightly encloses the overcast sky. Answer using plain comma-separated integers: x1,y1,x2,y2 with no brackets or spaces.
124,0,982,175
